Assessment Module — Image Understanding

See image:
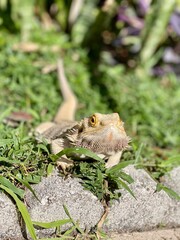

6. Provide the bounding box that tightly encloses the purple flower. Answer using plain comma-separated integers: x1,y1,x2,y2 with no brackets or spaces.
117,6,144,29
170,11,180,36
137,0,151,15
117,6,129,22
151,66,172,77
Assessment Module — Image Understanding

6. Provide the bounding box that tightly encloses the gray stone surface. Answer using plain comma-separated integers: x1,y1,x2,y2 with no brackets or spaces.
162,166,180,195
0,192,24,240
25,170,104,238
110,228,180,240
104,165,180,233
1,166,178,239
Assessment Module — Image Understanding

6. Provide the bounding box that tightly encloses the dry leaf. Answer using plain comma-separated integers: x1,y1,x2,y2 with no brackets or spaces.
13,42,39,53
42,64,57,74
4,111,33,127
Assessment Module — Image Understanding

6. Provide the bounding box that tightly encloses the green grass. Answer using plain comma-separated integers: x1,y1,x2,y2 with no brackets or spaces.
1,1,180,238
0,29,180,187
0,28,180,238
0,123,50,184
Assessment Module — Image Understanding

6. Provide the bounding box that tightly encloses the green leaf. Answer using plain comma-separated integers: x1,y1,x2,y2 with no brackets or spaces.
97,168,103,183
0,184,37,240
0,107,13,122
0,176,24,198
134,143,144,165
37,143,49,153
156,183,180,201
61,225,77,236
47,163,54,176
119,171,134,184
13,134,19,150
32,219,72,229
63,204,84,234
0,139,13,146
159,155,180,168
140,0,176,63
0,157,21,164
27,108,40,120
25,175,41,184
14,176,40,201
106,161,134,174
56,147,104,163
117,179,136,199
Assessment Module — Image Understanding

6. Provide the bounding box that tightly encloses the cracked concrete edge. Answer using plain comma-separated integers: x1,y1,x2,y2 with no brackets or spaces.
109,228,180,240
103,165,180,233
25,171,104,238
0,165,179,239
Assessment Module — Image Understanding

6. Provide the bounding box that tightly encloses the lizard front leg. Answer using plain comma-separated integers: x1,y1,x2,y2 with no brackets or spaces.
105,151,122,168
51,139,74,173
35,122,55,137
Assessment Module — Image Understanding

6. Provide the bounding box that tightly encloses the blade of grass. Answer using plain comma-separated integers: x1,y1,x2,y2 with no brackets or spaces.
47,163,54,176
37,143,49,154
119,171,134,184
0,184,37,240
158,155,180,168
0,157,21,164
62,225,77,236
106,160,134,174
63,204,84,234
25,175,41,184
32,219,72,229
156,183,180,201
134,143,144,165
0,176,24,198
0,107,13,121
55,147,104,163
117,179,136,199
140,0,176,63
0,139,13,146
14,175,40,201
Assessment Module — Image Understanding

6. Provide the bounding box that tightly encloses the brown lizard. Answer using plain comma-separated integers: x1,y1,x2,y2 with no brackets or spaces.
36,59,130,171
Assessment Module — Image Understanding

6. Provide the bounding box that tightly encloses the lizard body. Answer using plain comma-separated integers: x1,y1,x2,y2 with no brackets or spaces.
36,60,130,170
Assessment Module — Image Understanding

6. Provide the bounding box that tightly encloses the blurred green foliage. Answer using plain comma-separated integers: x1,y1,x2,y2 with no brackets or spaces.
0,0,179,177
0,1,180,236
1,0,179,68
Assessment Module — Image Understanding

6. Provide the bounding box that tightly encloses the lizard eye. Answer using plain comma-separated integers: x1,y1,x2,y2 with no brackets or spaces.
90,115,97,127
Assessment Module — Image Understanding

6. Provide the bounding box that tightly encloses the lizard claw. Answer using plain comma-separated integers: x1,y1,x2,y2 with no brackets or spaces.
57,157,74,174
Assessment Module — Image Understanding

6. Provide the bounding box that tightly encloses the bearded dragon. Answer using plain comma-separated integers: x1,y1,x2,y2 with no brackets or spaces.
36,59,130,171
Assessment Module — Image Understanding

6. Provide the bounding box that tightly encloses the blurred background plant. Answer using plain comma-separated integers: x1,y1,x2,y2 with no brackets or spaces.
0,1,180,236
0,0,180,73
0,0,180,184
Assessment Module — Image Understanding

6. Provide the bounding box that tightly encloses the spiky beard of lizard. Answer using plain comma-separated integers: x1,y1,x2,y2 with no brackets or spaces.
65,123,130,156
37,113,131,158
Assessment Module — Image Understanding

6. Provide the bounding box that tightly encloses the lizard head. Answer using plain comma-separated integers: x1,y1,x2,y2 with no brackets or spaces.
73,113,130,155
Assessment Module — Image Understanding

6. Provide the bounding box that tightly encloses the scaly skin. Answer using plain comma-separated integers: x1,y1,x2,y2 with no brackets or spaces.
36,60,130,171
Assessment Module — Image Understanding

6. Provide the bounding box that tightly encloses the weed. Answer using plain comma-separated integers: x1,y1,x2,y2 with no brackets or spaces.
0,5,180,237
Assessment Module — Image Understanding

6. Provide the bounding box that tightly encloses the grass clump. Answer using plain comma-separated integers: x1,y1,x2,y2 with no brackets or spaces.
0,123,50,187
0,25,179,238
73,160,135,202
